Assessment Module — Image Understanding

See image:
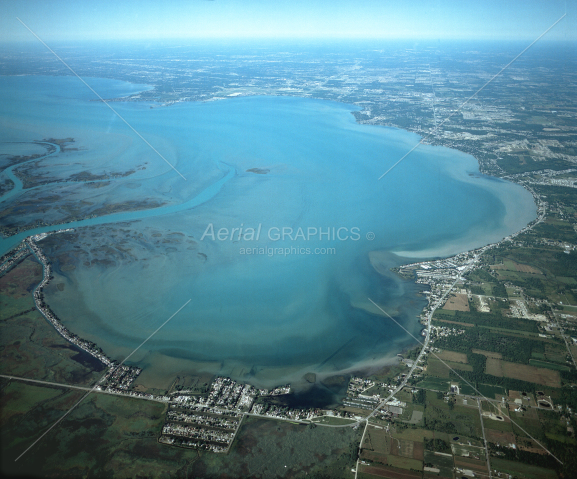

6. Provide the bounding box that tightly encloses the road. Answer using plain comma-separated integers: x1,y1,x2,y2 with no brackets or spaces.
477,397,492,479
364,264,473,424
559,327,577,370
0,374,168,404
354,264,474,478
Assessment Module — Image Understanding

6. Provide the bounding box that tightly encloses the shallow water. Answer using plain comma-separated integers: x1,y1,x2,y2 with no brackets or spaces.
0,75,537,387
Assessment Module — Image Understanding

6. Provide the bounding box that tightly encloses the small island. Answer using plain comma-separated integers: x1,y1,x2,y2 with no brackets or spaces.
246,168,270,174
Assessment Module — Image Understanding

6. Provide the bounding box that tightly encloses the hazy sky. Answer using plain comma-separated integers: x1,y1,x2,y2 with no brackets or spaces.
1,0,575,42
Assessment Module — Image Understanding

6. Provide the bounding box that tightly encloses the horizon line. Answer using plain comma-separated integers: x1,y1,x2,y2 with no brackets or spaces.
2,36,575,44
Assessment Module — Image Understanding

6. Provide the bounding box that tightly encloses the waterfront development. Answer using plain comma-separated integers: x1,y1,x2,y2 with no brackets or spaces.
1,37,576,479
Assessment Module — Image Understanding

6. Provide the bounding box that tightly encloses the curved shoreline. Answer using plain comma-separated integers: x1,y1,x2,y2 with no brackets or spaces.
0,84,542,399
26,231,112,367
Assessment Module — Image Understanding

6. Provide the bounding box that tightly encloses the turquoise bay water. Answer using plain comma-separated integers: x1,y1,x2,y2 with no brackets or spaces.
0,76,536,388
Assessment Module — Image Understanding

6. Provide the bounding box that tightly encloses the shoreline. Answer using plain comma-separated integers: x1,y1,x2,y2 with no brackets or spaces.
0,84,546,406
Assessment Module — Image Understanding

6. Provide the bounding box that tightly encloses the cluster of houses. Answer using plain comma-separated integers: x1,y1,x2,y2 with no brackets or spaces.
0,242,30,275
100,364,142,390
8,232,170,403
160,377,294,452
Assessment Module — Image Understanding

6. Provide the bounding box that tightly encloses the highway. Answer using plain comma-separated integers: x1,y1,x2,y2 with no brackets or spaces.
477,397,493,479
353,263,475,479
0,374,168,404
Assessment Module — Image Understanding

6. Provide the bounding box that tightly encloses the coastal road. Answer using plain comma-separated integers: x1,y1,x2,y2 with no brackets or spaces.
362,266,471,424
0,374,94,392
353,266,474,479
354,194,548,431
0,374,168,404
